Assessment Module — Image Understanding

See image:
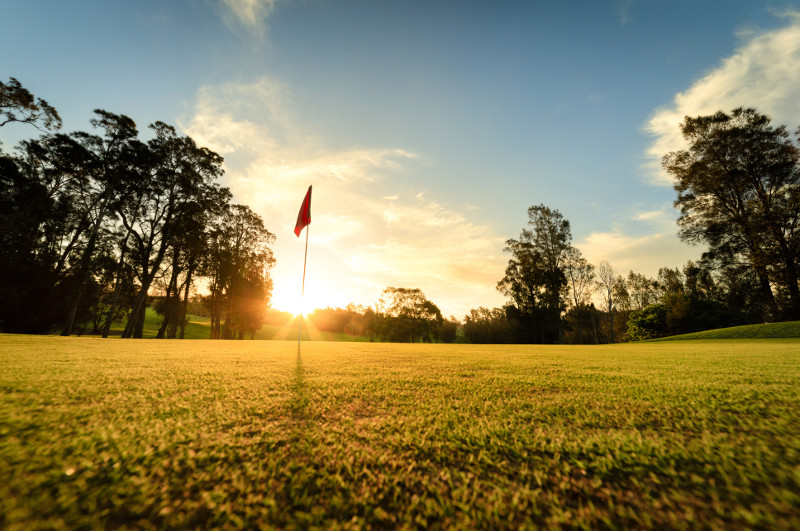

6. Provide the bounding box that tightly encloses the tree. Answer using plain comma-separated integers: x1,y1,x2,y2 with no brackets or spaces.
119,122,226,338
595,261,617,343
625,271,659,311
439,316,459,343
664,107,800,320
564,247,595,343
204,204,275,339
0,77,61,131
497,204,572,343
463,307,512,344
61,110,141,335
376,287,443,343
0,112,139,335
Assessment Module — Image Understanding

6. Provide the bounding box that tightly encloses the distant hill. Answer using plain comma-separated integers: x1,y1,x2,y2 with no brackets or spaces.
652,321,800,341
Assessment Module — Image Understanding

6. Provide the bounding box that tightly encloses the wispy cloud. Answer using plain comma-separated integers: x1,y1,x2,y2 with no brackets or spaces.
181,77,507,317
614,0,636,26
643,11,800,184
219,0,278,35
578,227,698,278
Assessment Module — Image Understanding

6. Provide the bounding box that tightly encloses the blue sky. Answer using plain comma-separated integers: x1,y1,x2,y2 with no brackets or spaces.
4,0,800,317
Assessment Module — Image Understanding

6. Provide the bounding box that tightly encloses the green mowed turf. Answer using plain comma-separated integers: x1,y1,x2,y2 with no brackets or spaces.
656,320,800,341
1,336,799,528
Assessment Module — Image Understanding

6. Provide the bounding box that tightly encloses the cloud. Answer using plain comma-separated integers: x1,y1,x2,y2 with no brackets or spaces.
614,0,636,26
181,77,507,317
219,0,278,35
643,12,800,184
578,227,699,279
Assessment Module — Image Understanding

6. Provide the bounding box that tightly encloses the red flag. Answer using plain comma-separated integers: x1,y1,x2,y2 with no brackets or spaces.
294,185,312,237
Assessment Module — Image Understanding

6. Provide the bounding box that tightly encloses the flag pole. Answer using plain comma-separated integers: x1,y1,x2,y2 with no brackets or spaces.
298,224,309,345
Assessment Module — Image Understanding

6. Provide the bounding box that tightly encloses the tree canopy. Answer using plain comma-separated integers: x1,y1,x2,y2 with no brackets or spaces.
664,107,800,320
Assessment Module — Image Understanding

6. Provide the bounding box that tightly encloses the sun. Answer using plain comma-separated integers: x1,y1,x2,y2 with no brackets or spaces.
283,297,307,317
272,280,342,317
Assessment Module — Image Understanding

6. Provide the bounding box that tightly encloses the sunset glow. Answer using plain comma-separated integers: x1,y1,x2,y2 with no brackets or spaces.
4,2,800,318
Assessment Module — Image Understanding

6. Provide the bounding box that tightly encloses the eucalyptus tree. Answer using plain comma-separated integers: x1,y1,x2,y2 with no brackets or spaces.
204,204,276,339
564,247,595,343
156,184,232,338
595,261,617,343
376,287,443,343
664,107,800,319
59,110,142,336
0,77,61,131
497,204,572,343
119,122,225,338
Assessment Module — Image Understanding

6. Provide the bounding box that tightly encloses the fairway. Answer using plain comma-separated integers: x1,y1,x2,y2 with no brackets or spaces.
2,336,799,528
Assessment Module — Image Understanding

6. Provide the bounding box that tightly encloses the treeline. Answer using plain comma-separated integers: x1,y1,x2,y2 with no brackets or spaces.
0,78,275,338
468,107,800,343
305,287,458,343
309,107,800,344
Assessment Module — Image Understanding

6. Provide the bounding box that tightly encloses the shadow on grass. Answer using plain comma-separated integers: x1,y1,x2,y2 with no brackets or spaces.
289,344,310,420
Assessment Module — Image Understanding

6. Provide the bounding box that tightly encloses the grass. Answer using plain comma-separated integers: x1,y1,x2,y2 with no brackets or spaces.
655,320,800,341
1,336,799,528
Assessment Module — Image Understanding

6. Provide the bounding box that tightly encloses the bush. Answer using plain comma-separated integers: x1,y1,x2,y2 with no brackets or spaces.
626,294,754,341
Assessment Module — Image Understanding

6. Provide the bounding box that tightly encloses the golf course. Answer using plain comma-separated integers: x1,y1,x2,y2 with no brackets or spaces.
2,333,799,528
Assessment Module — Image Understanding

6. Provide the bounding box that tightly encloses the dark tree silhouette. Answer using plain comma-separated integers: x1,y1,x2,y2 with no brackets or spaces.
498,204,572,343
0,77,61,131
664,107,800,320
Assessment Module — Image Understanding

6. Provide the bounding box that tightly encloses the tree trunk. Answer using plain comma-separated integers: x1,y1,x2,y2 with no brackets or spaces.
102,232,131,338
155,283,172,339
608,307,615,343
62,195,110,336
178,267,193,339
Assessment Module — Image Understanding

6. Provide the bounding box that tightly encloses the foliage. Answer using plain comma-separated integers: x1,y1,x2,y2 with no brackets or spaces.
307,304,375,338
498,204,572,343
439,316,458,343
0,77,61,131
625,304,668,341
664,107,800,320
204,205,276,339
2,336,799,528
375,287,443,343
463,307,513,344
626,294,753,341
0,100,274,338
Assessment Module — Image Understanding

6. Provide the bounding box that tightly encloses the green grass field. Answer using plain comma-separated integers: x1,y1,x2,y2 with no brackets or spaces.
655,320,800,341
2,335,799,528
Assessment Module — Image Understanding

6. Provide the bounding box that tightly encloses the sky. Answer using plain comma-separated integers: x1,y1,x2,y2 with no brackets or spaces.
4,0,800,318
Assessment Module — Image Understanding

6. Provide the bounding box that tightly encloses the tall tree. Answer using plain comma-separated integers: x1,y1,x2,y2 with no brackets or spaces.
61,110,141,335
119,123,224,338
498,204,572,343
595,261,617,343
204,204,275,339
664,107,800,319
564,247,595,343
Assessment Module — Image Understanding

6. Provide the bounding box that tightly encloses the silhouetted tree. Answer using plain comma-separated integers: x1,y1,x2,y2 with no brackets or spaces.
498,205,571,343
0,77,61,131
463,307,512,344
376,287,443,343
119,123,225,338
664,107,800,319
595,261,618,343
204,204,275,339
564,247,595,343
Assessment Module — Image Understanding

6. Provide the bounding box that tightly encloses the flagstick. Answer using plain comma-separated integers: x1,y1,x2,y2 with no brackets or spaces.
298,225,309,345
